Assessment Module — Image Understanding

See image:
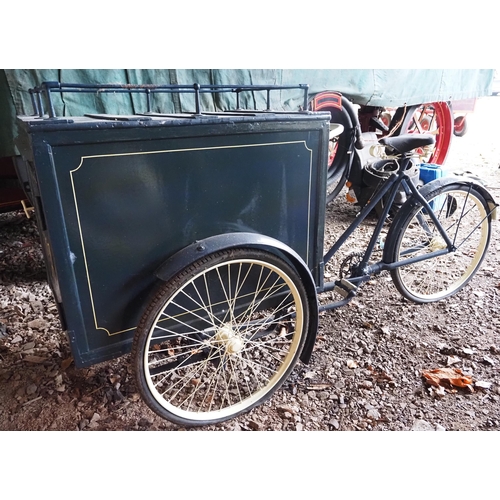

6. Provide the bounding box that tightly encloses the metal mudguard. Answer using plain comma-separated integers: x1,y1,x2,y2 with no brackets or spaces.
383,175,498,262
401,175,496,219
155,232,320,364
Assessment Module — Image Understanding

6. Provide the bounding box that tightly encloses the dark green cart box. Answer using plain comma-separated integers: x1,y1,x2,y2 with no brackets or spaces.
16,111,330,367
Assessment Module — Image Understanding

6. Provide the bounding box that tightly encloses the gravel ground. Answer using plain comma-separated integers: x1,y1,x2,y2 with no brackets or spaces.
1,96,500,432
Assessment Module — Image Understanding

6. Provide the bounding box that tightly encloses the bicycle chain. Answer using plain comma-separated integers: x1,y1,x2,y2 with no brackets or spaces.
338,251,365,279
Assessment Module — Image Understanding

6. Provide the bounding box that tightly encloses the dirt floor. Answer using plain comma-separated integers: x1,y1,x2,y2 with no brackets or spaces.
1,96,500,432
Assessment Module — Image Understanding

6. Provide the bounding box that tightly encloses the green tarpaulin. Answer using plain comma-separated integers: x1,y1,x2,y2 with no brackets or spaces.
0,69,494,157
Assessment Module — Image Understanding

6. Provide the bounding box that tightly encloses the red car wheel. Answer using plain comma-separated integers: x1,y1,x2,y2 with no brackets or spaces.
390,102,453,165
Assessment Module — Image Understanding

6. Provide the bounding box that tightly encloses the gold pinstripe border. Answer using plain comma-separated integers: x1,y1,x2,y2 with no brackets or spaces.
69,140,314,336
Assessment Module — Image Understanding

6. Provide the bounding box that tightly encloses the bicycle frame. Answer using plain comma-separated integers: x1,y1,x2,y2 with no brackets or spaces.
319,155,461,311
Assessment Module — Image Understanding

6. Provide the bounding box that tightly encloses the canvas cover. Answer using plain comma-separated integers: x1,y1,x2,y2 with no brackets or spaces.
0,69,494,157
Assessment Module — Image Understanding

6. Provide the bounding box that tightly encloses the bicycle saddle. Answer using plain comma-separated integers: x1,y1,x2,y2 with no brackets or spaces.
379,133,435,154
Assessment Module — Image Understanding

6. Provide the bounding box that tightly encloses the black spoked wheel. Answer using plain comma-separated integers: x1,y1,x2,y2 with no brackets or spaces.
385,183,492,303
132,248,309,426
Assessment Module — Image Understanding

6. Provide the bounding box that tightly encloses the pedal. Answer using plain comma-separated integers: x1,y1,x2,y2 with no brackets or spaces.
333,279,358,298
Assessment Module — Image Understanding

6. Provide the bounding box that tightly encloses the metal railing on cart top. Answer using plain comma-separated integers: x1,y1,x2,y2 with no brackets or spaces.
28,81,312,119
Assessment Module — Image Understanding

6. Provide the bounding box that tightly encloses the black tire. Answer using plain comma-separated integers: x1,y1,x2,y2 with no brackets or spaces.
321,105,355,204
311,95,363,205
384,183,492,303
325,127,353,204
453,116,468,137
326,152,350,204
132,248,309,426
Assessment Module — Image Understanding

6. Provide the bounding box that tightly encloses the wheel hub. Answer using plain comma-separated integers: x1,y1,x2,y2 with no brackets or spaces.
215,325,244,355
429,236,447,252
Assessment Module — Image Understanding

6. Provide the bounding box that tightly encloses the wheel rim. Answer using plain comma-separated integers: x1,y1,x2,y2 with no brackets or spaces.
394,190,490,301
398,102,453,164
142,257,305,422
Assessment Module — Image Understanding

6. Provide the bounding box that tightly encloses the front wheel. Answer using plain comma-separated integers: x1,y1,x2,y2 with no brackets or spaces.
132,248,309,426
385,183,492,303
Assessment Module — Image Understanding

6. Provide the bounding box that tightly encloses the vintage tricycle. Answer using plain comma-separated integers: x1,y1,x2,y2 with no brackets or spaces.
14,82,497,426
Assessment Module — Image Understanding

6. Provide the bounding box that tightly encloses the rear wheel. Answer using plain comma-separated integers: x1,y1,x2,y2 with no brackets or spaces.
389,102,453,164
309,93,353,204
385,183,492,303
132,248,309,426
